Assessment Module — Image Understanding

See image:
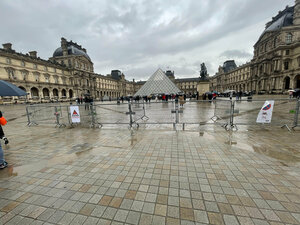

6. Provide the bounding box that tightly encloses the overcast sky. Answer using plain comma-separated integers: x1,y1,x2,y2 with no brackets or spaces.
0,0,294,80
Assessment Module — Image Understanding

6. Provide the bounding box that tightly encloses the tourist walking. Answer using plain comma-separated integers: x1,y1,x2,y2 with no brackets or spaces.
179,95,185,107
0,111,8,169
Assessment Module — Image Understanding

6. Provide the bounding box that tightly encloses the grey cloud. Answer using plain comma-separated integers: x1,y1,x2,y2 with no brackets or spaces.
220,50,252,59
0,0,295,79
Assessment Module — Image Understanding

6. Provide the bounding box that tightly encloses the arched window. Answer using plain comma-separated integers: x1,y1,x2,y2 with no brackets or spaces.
286,33,292,44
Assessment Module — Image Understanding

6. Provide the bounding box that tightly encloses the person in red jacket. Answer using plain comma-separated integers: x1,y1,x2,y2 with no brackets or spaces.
0,111,8,169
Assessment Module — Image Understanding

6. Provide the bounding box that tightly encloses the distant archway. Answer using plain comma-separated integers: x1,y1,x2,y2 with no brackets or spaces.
31,87,39,97
18,86,26,92
43,88,50,97
69,89,73,98
53,88,59,97
62,89,66,97
294,75,300,89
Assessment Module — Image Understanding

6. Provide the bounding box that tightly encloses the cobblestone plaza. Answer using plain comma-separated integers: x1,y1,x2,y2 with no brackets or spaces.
0,100,299,225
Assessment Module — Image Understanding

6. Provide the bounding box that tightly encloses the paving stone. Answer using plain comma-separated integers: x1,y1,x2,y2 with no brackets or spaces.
223,214,239,225
114,209,129,222
126,211,140,224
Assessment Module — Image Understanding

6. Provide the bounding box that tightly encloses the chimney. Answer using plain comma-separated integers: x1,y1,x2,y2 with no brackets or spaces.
61,37,68,56
2,43,12,50
29,51,37,58
133,79,135,82
82,48,87,53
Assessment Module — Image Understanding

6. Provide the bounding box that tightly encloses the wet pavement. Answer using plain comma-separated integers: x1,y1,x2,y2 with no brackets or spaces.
0,99,299,225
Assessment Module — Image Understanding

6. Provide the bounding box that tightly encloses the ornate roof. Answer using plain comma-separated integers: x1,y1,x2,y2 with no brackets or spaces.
256,6,294,43
53,42,91,61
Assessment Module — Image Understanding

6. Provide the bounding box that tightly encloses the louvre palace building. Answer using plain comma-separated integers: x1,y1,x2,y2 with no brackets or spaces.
0,38,135,103
211,0,300,94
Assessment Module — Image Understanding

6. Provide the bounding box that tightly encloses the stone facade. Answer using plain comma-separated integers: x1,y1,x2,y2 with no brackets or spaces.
211,0,300,94
211,61,251,92
0,38,134,103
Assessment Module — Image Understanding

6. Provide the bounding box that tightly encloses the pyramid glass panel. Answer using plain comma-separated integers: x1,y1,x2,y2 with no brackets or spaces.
134,69,182,96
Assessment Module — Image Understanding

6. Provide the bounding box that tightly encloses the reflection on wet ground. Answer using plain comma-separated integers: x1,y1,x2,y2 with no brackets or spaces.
0,100,299,224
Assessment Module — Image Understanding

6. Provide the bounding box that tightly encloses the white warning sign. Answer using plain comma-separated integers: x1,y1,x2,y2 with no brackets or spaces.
70,106,80,123
256,100,274,124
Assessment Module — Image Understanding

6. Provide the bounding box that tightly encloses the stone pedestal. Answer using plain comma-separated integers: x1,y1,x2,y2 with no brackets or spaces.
197,82,210,95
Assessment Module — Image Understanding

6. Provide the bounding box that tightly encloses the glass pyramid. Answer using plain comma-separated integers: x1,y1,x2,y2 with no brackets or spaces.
134,68,182,96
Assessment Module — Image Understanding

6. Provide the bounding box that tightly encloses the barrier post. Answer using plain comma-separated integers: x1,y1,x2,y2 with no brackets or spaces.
26,106,31,126
226,100,237,131
171,101,182,130
90,103,95,127
26,106,37,126
126,101,136,129
54,106,65,128
293,99,300,129
141,100,149,120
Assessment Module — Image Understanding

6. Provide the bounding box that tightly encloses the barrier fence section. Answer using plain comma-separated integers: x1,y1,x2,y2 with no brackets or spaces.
293,99,300,128
232,99,298,131
176,100,231,130
91,102,130,127
25,99,300,131
131,101,175,127
26,104,67,127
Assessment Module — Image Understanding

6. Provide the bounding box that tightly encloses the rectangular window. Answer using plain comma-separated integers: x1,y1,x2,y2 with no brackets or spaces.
284,61,289,70
286,50,290,55
6,58,11,64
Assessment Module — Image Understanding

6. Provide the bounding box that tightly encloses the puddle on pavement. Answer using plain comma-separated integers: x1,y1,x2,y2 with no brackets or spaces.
0,144,121,179
253,145,300,163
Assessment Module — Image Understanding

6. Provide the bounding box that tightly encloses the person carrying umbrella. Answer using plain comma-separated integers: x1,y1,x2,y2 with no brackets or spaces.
0,111,8,169
0,80,27,169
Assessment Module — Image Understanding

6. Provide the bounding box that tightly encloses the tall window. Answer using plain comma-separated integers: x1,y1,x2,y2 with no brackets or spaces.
286,33,292,44
6,58,11,64
21,61,25,67
33,64,37,69
274,37,277,48
284,61,289,70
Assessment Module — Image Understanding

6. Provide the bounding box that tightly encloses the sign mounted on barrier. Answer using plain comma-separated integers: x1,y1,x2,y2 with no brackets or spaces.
70,106,80,123
256,100,274,124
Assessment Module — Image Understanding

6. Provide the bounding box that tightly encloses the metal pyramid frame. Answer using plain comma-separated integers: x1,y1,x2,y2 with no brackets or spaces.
134,68,182,96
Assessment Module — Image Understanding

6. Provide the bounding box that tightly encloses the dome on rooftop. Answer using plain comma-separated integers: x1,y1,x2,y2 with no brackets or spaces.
53,45,91,61
258,6,294,42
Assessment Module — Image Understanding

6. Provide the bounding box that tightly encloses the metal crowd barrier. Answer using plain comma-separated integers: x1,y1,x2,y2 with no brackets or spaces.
26,98,300,131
